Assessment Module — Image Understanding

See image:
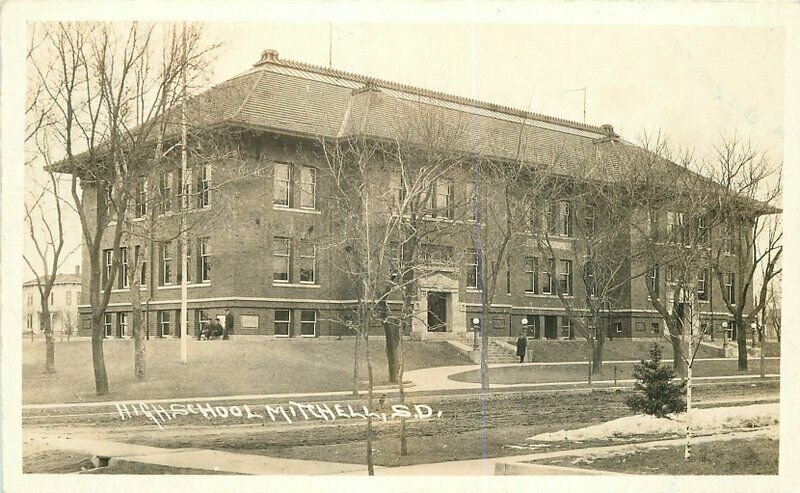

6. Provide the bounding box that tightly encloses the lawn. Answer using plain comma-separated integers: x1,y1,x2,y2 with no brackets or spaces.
22,338,471,405
450,359,780,385
532,436,779,475
524,339,721,362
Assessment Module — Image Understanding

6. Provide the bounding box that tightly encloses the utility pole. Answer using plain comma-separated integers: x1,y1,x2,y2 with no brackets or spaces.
180,23,189,364
328,22,332,68
566,87,587,123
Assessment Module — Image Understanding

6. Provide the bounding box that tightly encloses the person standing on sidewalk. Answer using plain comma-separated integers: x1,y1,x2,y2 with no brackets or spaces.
223,308,234,340
516,332,528,363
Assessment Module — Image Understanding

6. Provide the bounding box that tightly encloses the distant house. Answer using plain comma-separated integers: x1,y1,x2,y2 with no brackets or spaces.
23,267,82,337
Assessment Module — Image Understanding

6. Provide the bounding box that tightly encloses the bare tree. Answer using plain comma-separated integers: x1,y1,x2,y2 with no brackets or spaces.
706,137,782,371
29,22,216,394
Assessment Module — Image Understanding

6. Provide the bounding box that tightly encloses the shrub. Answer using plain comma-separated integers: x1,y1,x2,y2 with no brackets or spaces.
625,343,686,417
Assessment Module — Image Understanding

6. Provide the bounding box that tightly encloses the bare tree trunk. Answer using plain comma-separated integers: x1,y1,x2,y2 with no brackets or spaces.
670,331,688,378
685,361,693,460
383,321,400,383
41,302,55,373
352,327,360,397
592,334,604,375
131,288,146,381
736,318,748,371
91,316,109,395
364,327,375,476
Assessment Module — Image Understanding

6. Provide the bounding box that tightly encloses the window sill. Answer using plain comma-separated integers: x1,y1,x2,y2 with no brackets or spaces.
466,288,482,293
275,334,290,338
300,334,316,338
272,283,322,288
273,205,321,215
111,287,148,293
157,282,212,290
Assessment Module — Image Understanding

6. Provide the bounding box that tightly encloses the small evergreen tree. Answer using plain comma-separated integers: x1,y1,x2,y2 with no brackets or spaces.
626,343,686,417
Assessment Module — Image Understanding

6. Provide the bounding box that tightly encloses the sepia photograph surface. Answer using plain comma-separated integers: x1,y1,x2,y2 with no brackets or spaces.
2,1,799,491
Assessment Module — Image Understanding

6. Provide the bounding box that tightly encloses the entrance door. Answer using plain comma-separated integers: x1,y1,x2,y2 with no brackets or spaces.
427,292,448,332
544,315,558,340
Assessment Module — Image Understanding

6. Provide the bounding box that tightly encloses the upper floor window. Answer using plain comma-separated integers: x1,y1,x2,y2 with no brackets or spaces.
431,179,454,219
466,251,480,289
27,294,33,306
160,242,173,286
546,202,558,235
724,224,736,255
119,247,129,289
103,249,113,286
135,179,147,218
159,172,173,214
274,163,291,207
103,313,113,338
585,260,597,297
134,245,146,286
199,238,211,282
542,258,554,294
298,242,316,284
560,201,572,237
524,257,538,293
273,237,291,282
196,164,211,208
389,173,406,211
299,166,317,209
559,260,572,295
697,215,709,246
697,269,708,301
667,211,686,244
647,266,660,299
725,272,736,305
117,312,128,338
584,207,596,237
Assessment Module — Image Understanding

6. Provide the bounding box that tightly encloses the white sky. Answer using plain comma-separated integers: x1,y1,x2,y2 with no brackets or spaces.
19,14,789,280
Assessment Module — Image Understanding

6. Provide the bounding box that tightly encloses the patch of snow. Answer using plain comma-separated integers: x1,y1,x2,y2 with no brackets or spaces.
527,403,778,442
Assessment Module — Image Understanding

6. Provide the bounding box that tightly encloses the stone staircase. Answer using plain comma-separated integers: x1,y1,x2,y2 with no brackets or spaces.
449,333,518,364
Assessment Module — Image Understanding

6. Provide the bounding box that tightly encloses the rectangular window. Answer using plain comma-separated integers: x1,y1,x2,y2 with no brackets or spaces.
432,179,454,219
27,314,33,329
584,208,596,237
197,310,211,337
119,247,129,289
560,318,573,339
273,237,291,282
135,245,146,286
160,171,173,214
697,269,708,301
651,322,660,334
559,260,572,295
725,224,736,255
50,292,54,305
725,272,736,305
542,258,554,294
273,163,291,207
66,291,72,305
524,257,538,293
135,179,146,218
159,311,170,337
241,315,259,332
560,200,572,237
389,173,405,211
199,238,211,282
27,294,32,306
197,164,210,208
300,310,317,337
299,166,317,209
636,321,645,332
103,313,113,338
546,202,558,234
274,309,291,337
586,261,597,297
667,211,686,244
466,181,478,222
299,242,316,284
698,215,709,246
466,251,479,289
117,312,128,338
161,242,172,286
614,322,622,334
103,249,113,286
647,266,660,299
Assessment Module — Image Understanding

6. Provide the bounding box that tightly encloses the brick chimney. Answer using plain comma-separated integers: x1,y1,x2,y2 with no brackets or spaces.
601,124,619,141
254,49,279,66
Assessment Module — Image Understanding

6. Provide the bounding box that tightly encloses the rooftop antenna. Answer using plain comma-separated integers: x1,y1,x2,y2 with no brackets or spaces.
565,86,587,123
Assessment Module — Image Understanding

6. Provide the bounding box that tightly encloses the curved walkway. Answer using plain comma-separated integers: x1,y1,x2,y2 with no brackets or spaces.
404,358,781,392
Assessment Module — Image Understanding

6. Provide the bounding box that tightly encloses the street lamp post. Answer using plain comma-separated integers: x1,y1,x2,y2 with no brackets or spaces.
472,317,480,351
722,322,728,352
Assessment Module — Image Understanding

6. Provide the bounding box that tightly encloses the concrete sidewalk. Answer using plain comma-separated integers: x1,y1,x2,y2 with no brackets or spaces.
25,426,776,476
